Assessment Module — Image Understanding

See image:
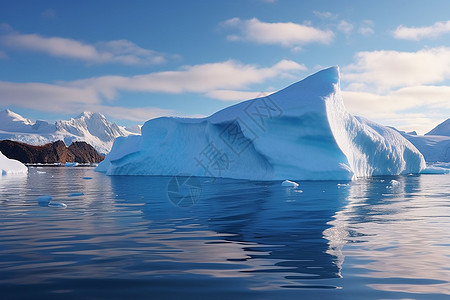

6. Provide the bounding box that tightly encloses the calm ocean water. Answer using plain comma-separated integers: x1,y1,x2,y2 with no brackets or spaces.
0,167,449,300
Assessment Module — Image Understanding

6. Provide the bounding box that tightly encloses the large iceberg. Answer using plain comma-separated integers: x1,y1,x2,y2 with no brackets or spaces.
97,66,425,180
0,150,27,175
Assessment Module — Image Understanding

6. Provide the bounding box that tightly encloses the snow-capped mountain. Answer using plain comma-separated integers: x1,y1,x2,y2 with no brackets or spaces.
0,109,139,155
426,118,450,136
398,118,450,163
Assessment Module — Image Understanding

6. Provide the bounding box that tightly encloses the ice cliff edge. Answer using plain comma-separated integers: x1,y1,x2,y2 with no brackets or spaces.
0,150,27,175
96,66,425,180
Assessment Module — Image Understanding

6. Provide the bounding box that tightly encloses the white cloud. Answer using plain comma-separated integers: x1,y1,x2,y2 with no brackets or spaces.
341,47,450,133
393,20,450,40
337,20,354,36
0,81,100,110
70,59,306,96
205,90,275,101
0,59,305,121
342,87,450,134
343,47,450,91
91,106,174,122
313,11,338,20
222,17,334,48
1,30,169,65
358,20,374,36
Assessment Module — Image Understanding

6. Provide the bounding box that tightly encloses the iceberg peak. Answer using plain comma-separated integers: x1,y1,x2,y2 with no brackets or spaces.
97,66,425,180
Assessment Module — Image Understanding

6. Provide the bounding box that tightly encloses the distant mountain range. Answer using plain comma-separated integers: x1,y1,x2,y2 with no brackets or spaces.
399,117,450,163
0,109,140,155
426,118,450,137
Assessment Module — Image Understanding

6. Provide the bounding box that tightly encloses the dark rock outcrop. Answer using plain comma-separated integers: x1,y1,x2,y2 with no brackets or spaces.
68,141,104,163
0,140,104,164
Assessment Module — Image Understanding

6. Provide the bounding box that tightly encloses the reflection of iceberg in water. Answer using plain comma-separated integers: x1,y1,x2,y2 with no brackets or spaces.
327,175,450,296
109,176,350,288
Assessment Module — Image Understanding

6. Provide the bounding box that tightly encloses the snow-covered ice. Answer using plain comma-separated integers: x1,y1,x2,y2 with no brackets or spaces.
281,180,299,187
97,66,425,181
0,150,28,175
48,202,67,209
37,195,67,208
69,192,84,197
64,162,79,167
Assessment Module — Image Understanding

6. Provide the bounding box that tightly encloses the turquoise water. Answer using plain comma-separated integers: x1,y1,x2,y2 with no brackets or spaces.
0,167,449,299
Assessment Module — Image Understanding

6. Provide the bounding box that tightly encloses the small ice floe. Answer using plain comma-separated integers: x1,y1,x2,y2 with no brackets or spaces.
386,179,401,189
281,180,299,188
69,192,84,197
48,202,67,209
36,171,46,174
65,162,79,167
37,195,67,208
337,183,349,188
37,195,52,206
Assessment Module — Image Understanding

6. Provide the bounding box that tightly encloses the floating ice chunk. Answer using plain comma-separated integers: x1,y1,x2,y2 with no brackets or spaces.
421,164,450,174
386,179,401,189
37,195,52,207
0,150,28,175
337,183,349,188
37,195,67,208
65,162,79,167
69,192,84,197
390,179,400,187
37,195,52,203
48,202,67,209
281,180,299,187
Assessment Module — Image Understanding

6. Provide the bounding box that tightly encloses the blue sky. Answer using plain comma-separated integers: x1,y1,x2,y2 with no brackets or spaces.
2,0,450,134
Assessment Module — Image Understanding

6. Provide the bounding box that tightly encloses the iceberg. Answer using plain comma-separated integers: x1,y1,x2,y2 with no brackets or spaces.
97,66,425,180
0,150,28,175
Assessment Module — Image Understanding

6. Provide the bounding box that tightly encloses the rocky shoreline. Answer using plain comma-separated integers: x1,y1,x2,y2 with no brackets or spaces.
0,140,104,164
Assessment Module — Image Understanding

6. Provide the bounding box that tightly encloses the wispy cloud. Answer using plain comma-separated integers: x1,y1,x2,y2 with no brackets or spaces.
393,20,450,40
343,47,450,91
358,20,374,36
205,90,275,102
70,59,306,97
0,59,305,121
313,11,338,20
222,18,334,49
342,47,450,133
0,28,170,65
337,20,354,36
91,106,174,122
343,87,450,133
